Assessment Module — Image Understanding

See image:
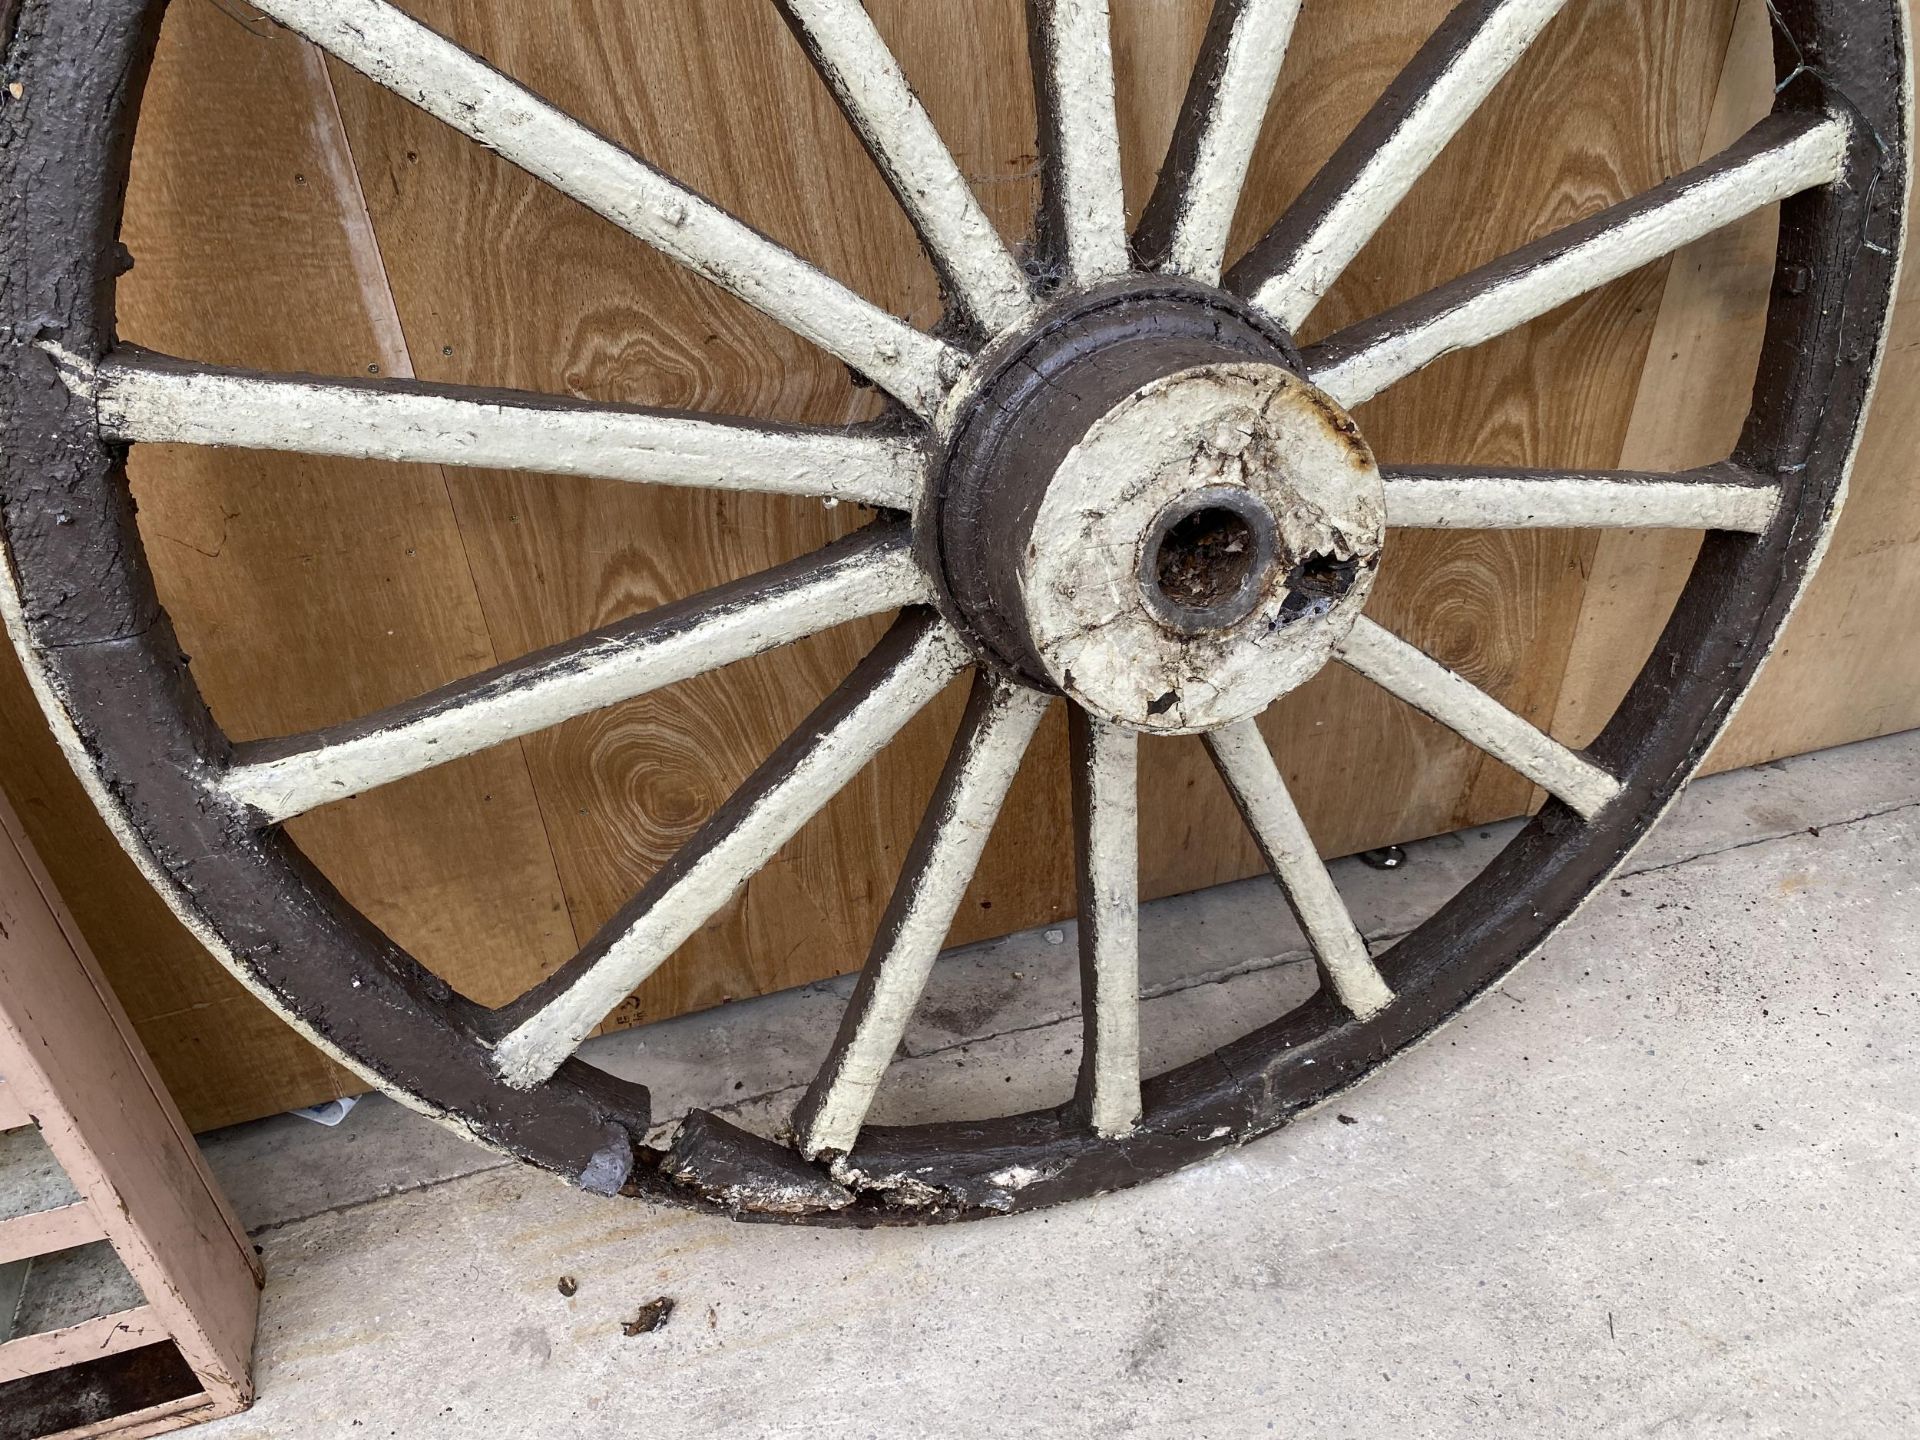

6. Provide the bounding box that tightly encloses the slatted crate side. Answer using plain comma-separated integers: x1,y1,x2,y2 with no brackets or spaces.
0,789,260,1437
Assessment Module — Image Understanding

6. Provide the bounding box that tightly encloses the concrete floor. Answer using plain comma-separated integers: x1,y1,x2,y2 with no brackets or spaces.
14,732,1920,1436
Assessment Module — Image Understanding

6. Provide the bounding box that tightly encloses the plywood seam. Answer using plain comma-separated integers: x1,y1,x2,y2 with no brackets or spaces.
310,43,586,956
1548,0,1757,747
1527,0,1749,763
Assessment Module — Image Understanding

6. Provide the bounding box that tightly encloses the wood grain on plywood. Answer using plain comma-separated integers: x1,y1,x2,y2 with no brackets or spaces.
1141,0,1741,893
1551,0,1775,749
6,0,1913,1131
322,0,1012,1030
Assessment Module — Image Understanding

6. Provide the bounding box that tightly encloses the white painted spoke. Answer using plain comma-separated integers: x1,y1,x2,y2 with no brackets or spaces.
1334,616,1621,819
491,613,971,1089
793,676,1051,1159
1204,721,1392,1018
1070,709,1140,1138
1233,0,1574,331
1383,464,1780,532
1031,0,1131,284
222,526,928,823
67,349,924,509
1307,113,1851,408
251,0,959,415
781,0,1032,336
1138,0,1303,284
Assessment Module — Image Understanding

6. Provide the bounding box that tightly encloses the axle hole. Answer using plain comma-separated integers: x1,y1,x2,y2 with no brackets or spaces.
1153,506,1257,611
1138,487,1279,634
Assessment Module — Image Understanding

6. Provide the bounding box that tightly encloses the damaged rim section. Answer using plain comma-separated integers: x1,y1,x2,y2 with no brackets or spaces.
0,0,1905,1223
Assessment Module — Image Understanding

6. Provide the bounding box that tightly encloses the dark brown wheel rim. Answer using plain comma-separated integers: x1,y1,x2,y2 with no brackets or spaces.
0,0,1906,1223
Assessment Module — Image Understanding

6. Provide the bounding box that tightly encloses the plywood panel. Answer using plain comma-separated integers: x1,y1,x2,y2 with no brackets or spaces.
0,0,587,1127
1551,0,1774,748
11,0,1916,1132
1551,0,1920,772
1137,0,1741,897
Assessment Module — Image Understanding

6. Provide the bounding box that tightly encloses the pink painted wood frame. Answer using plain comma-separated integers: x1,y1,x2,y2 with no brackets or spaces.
0,788,261,1437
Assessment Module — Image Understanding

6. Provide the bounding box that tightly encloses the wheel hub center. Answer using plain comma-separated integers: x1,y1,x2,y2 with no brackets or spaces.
934,285,1385,734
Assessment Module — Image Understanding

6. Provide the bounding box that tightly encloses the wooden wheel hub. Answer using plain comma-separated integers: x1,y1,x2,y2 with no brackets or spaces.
934,289,1383,733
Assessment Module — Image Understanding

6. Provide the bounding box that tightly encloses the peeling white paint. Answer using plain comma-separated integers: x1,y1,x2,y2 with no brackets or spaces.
1033,0,1131,284
222,530,928,822
986,1163,1051,1190
1163,0,1302,284
250,0,960,415
782,0,1032,336
1334,616,1621,819
1206,720,1392,1018
826,1158,942,1207
1250,0,1574,330
492,620,973,1089
75,349,925,509
1075,715,1141,1139
796,680,1050,1159
1383,469,1780,532
1022,363,1385,733
1312,114,1852,409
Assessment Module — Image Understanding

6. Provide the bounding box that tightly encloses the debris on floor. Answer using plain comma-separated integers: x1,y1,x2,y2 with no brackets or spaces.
622,1297,675,1336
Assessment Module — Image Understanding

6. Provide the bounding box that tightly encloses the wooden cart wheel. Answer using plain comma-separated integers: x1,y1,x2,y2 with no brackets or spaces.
0,0,1905,1221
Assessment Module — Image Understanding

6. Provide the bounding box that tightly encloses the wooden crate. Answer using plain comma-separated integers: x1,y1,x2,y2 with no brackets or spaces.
0,791,260,1440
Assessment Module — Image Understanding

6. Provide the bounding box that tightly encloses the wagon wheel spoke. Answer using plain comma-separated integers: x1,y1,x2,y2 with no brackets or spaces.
1382,461,1780,532
1204,721,1392,1018
779,0,1033,336
1135,0,1304,283
1302,112,1851,408
251,0,961,416
1070,708,1142,1138
1029,0,1131,285
1229,0,1576,332
792,674,1051,1160
57,348,926,510
489,611,971,1089
221,525,925,823
1334,616,1620,819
